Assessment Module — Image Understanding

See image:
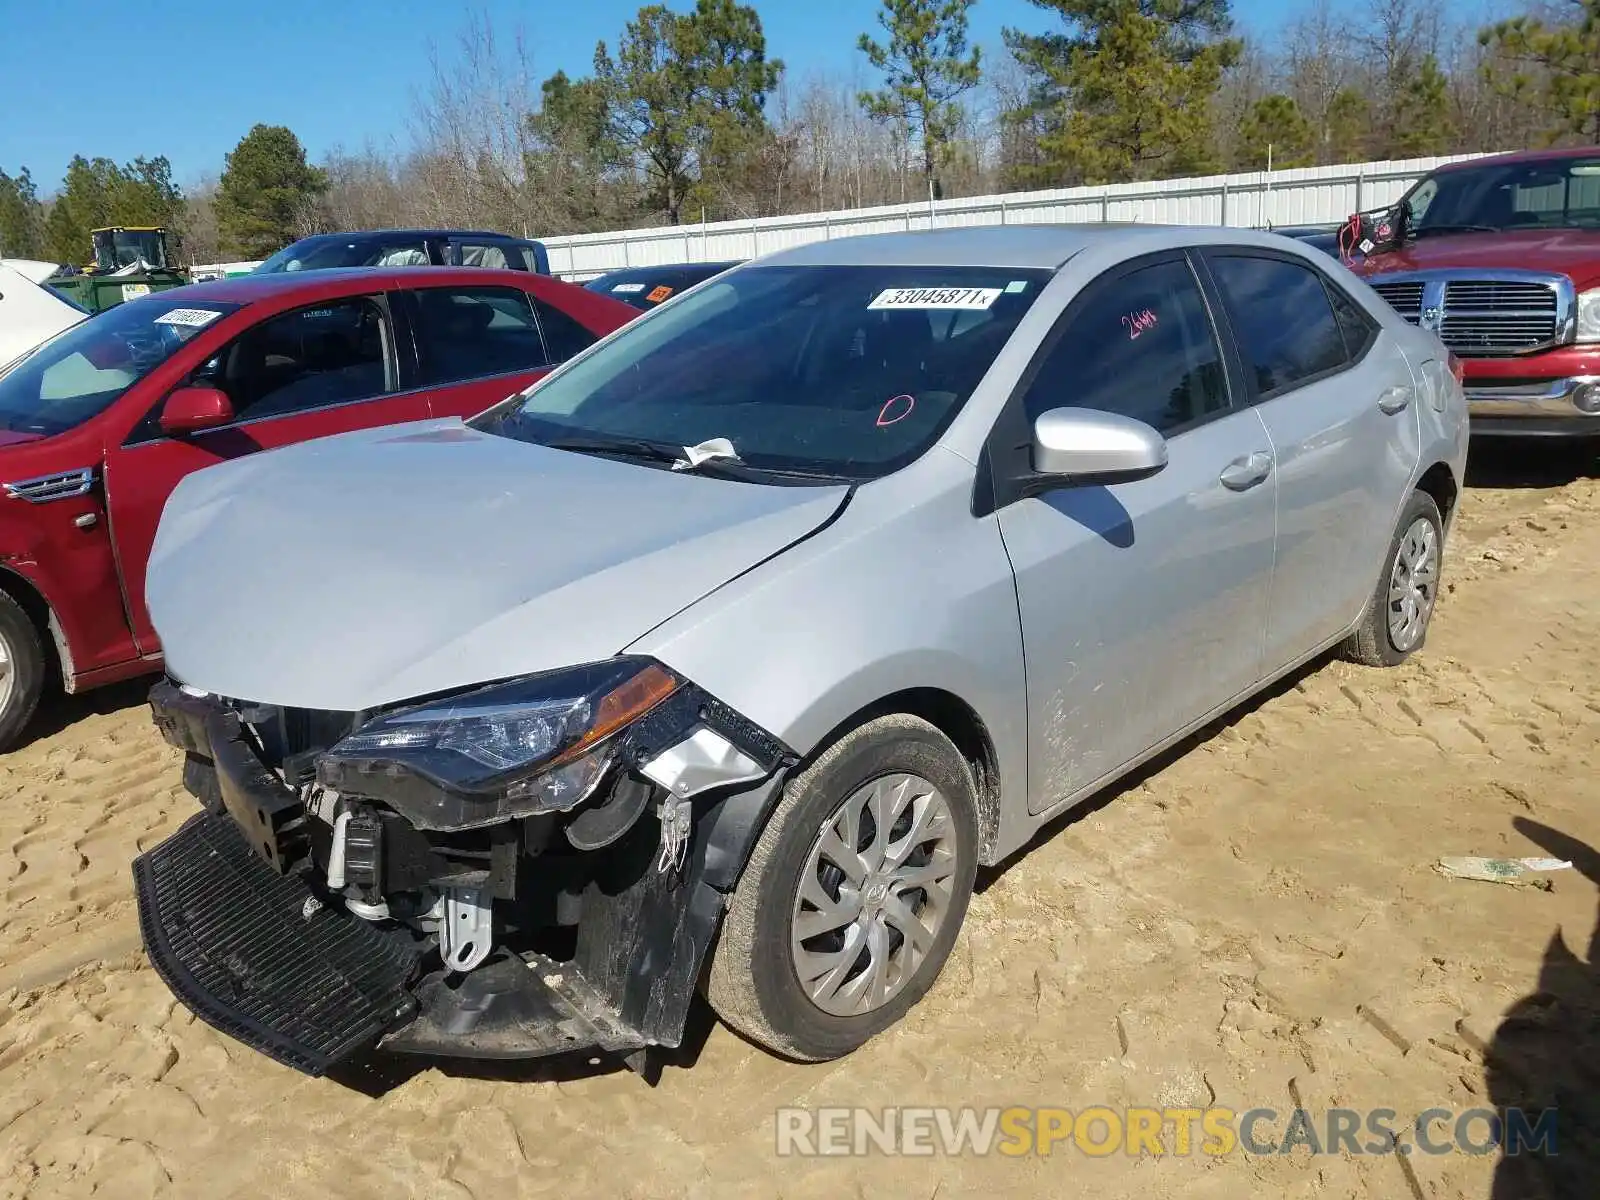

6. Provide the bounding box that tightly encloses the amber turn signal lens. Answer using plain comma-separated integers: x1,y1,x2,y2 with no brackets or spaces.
558,662,680,763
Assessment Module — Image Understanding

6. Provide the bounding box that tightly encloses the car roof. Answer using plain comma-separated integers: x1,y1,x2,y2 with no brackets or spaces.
589,261,741,279
141,266,567,305
285,228,526,241
753,223,1325,270
1434,147,1600,172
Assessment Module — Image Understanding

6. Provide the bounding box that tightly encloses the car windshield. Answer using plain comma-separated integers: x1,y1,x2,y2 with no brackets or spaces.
256,236,430,273
478,264,1051,481
1404,158,1600,236
0,299,239,435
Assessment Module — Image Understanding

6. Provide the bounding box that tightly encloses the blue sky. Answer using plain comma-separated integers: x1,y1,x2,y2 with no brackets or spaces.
0,0,1289,191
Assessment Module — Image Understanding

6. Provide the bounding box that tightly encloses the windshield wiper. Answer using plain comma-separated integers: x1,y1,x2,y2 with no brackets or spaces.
540,433,685,466
540,432,851,485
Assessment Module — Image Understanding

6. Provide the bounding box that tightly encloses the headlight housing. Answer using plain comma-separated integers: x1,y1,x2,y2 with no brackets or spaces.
317,657,681,830
1578,288,1600,344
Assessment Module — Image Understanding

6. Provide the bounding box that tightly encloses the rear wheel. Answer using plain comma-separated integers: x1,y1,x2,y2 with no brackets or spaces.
0,591,46,752
706,714,979,1061
1342,490,1443,667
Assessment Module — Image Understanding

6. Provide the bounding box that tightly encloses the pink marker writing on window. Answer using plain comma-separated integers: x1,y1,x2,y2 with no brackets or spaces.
1121,308,1158,339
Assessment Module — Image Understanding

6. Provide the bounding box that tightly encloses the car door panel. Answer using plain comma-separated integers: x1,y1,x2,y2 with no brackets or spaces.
985,252,1278,817
1001,409,1276,811
1203,251,1422,672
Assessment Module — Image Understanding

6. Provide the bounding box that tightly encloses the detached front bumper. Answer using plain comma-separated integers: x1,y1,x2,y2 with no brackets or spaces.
136,678,786,1076
134,811,420,1075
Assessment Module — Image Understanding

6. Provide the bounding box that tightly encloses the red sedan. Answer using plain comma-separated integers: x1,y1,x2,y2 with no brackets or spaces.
0,266,636,747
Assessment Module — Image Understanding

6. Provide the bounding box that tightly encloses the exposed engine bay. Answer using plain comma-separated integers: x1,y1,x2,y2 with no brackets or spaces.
136,664,793,1076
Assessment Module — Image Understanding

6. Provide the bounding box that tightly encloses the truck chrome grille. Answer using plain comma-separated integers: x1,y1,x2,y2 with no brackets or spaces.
1370,281,1424,320
1368,271,1570,357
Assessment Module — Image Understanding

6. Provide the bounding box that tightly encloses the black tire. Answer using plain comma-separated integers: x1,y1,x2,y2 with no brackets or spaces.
705,713,979,1061
1342,490,1444,668
0,591,46,752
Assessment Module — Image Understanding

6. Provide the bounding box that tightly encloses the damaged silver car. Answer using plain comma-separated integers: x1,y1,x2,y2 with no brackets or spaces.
134,225,1468,1077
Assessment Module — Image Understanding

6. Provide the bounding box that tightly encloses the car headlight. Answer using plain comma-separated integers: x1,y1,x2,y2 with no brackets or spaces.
1578,288,1600,344
317,657,681,830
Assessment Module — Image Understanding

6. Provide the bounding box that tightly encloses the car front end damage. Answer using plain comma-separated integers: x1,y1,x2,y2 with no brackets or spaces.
135,660,793,1076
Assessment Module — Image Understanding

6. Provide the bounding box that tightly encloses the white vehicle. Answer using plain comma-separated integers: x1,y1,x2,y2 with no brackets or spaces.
0,260,87,368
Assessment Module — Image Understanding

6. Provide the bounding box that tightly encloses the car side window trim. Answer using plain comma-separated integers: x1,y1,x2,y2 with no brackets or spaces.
975,249,1236,517
121,291,401,448
1196,246,1376,406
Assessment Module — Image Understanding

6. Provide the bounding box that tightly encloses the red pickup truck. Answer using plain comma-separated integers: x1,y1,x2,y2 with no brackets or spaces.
0,267,635,749
1350,147,1600,441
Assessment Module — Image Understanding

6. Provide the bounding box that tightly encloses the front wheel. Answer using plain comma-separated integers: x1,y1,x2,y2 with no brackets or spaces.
0,591,46,752
1342,490,1444,667
706,714,979,1061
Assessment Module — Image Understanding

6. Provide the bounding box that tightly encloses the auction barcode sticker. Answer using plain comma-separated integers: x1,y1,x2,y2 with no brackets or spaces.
868,286,1002,311
154,308,224,328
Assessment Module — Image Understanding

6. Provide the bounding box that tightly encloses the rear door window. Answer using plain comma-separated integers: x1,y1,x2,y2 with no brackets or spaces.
1207,255,1351,398
1022,257,1229,434
532,297,601,362
411,286,550,384
451,239,526,271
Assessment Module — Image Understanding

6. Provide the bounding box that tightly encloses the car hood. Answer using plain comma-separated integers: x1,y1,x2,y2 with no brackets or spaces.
1359,229,1600,285
148,419,850,711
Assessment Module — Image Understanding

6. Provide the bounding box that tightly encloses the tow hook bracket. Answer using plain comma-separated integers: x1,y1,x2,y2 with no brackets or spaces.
440,887,493,973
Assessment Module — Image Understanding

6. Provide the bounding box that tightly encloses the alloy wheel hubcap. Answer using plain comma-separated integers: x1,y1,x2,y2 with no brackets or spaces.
790,773,959,1018
1387,517,1439,653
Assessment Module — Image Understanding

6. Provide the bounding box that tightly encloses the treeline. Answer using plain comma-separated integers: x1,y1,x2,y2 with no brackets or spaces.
3,0,1596,265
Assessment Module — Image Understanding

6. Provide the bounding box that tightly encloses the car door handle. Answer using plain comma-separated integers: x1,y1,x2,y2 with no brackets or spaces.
1378,385,1412,414
1219,451,1273,491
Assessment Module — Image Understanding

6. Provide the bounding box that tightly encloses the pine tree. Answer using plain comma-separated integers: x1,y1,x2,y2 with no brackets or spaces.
1005,0,1241,186
1480,0,1600,143
215,125,329,258
857,0,983,197
1237,94,1315,170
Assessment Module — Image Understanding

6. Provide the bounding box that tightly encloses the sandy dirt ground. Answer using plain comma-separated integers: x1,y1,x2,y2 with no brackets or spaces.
2,452,1599,1199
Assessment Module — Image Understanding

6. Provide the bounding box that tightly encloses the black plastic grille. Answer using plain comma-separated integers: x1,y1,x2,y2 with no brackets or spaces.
134,812,419,1075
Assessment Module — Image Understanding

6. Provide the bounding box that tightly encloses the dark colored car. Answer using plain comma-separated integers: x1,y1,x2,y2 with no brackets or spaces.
583,261,742,310
256,230,552,275
0,266,634,749
1267,225,1343,257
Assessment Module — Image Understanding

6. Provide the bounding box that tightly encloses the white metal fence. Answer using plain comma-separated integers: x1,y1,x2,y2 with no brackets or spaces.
542,152,1494,280
189,150,1496,284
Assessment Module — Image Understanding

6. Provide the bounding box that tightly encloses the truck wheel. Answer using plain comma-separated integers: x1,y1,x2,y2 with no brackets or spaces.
1343,490,1444,668
706,714,979,1061
0,592,45,752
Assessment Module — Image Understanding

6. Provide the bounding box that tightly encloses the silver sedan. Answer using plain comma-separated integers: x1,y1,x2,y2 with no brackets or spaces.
137,224,1467,1075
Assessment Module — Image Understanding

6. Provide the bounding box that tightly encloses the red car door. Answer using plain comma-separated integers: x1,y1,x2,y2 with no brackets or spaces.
102,289,430,653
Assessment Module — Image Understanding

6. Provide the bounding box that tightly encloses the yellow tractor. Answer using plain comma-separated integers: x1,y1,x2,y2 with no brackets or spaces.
47,226,189,313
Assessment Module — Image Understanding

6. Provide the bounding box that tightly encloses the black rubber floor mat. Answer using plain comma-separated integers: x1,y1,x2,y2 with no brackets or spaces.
134,812,419,1076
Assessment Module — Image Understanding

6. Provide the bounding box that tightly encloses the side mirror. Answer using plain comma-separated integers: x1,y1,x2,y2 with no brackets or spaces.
159,386,234,437
1031,407,1168,483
